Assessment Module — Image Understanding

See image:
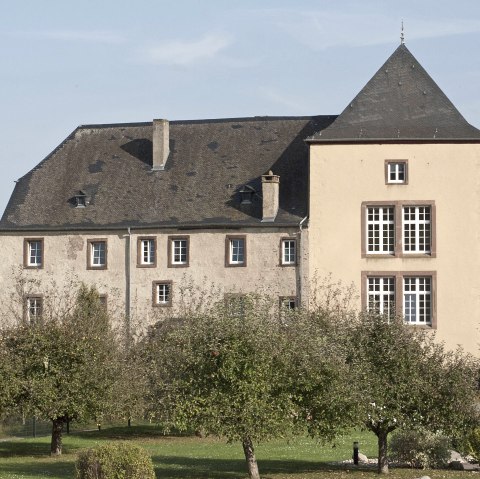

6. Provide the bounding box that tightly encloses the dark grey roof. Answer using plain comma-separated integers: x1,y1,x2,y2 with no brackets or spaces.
0,116,335,231
309,44,480,141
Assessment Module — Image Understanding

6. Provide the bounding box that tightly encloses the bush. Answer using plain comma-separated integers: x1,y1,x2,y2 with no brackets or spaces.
75,442,155,479
455,427,480,461
389,428,451,469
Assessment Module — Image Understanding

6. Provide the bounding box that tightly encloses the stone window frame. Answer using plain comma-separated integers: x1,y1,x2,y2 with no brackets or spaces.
279,237,297,266
168,235,190,268
361,200,436,258
224,293,247,318
23,238,44,269
385,160,408,185
137,237,157,268
225,235,247,267
152,280,172,307
361,271,437,329
87,239,108,270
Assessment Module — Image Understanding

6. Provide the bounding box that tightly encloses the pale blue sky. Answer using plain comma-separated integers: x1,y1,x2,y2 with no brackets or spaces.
1,0,480,213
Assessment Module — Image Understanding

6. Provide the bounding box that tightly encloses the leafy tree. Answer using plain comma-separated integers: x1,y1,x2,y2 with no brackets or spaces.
2,285,119,455
349,313,479,474
144,295,298,479
286,304,358,442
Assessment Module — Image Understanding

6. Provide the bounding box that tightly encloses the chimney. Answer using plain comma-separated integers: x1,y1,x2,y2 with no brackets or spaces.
152,119,169,170
261,170,280,222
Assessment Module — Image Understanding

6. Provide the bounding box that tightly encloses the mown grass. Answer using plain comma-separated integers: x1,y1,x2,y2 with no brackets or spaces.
0,425,474,479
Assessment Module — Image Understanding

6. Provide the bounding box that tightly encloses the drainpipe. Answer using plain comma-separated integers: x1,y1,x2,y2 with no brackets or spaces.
125,227,131,344
297,216,308,308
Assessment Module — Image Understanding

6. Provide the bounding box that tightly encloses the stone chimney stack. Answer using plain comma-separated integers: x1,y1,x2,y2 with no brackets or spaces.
152,119,169,170
261,170,280,222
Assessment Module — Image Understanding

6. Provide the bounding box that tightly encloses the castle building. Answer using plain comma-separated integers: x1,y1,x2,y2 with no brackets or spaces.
1,43,479,354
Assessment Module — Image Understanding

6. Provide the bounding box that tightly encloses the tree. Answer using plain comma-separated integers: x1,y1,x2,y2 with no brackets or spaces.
349,313,479,474
2,285,119,455
144,295,298,479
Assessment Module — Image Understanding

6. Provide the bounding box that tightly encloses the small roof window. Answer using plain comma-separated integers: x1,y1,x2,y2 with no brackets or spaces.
74,191,87,208
239,185,255,205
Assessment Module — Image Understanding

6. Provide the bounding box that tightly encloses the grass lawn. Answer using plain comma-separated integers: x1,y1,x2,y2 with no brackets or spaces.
0,425,474,479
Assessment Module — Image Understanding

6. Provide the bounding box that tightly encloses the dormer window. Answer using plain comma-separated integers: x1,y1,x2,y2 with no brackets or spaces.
75,191,87,208
239,185,255,205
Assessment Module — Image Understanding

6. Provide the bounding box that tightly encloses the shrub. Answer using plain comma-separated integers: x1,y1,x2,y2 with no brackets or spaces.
455,427,480,461
389,428,451,469
75,442,155,479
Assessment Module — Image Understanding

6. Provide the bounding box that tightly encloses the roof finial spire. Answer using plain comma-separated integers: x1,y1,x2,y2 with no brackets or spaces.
400,20,405,45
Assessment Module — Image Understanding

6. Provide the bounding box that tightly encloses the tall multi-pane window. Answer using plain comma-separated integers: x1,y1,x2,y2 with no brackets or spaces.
226,236,246,266
366,206,394,254
88,240,107,269
26,297,43,324
231,239,244,263
24,239,43,268
173,239,187,264
140,238,155,265
153,281,172,306
367,277,395,319
92,242,106,266
403,206,431,254
281,239,296,265
403,277,431,325
29,241,42,266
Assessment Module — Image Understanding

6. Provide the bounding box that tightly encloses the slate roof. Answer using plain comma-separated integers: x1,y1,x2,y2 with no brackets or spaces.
309,44,480,141
0,116,335,231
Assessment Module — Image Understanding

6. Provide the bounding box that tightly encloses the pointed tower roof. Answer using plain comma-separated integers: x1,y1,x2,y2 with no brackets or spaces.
309,44,480,141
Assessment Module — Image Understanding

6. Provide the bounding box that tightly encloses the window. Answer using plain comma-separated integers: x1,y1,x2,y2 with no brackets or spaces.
280,296,297,310
404,276,431,325
361,201,435,257
280,238,297,265
386,161,408,184
152,281,172,307
24,238,43,268
226,235,246,267
25,296,43,324
87,239,107,269
137,237,156,267
366,277,395,319
366,207,394,254
403,206,431,254
362,272,435,327
168,236,189,267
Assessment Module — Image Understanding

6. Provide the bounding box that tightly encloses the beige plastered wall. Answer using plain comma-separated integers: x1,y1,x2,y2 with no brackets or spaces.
309,142,480,355
0,227,301,330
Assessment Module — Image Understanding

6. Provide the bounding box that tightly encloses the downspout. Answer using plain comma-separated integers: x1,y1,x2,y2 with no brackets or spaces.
125,227,131,344
297,215,308,308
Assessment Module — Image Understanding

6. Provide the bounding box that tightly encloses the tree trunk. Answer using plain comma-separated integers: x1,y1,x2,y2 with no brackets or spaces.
50,417,64,456
377,429,389,474
242,437,260,479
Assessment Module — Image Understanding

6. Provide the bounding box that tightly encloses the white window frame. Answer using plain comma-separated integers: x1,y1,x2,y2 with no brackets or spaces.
403,206,431,254
387,162,407,184
227,237,246,266
172,239,187,265
26,296,42,323
366,277,395,319
88,240,107,269
153,281,172,307
141,239,155,265
28,241,42,267
366,206,395,254
403,276,432,325
281,239,296,265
